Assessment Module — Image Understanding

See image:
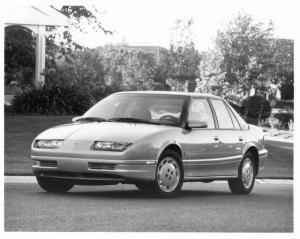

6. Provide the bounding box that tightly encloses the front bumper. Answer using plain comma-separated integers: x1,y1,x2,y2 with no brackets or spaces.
31,155,157,184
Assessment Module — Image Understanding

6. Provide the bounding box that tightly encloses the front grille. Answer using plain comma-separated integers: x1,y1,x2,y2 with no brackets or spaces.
38,160,57,167
88,162,115,170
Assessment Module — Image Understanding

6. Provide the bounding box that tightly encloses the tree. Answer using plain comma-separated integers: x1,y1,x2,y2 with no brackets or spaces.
216,13,274,95
122,50,157,90
168,19,201,92
47,6,112,52
270,39,294,100
198,49,226,94
99,47,158,91
44,49,105,90
152,49,172,90
5,26,36,87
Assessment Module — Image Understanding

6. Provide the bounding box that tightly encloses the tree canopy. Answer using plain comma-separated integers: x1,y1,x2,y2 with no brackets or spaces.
216,13,274,94
5,26,36,86
167,19,201,91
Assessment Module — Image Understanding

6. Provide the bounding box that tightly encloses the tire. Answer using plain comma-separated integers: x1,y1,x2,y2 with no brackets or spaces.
36,176,74,193
228,152,256,194
154,149,184,198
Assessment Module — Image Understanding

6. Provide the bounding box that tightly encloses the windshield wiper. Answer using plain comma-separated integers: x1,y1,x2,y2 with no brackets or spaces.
74,117,107,123
108,117,161,125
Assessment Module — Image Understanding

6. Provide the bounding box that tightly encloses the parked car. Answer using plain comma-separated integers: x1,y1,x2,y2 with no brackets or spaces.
31,91,268,197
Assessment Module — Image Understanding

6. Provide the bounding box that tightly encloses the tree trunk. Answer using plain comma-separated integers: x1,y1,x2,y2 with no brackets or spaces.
243,100,249,121
187,79,196,92
258,103,264,125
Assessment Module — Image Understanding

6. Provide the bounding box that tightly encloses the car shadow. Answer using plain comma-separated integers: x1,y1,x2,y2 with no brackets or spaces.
55,188,233,199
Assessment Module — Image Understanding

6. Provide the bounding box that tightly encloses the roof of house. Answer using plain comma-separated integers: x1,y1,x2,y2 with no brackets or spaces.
5,6,69,26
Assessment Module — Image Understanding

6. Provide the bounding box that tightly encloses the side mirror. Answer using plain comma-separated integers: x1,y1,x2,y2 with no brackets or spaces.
72,116,81,123
187,120,208,129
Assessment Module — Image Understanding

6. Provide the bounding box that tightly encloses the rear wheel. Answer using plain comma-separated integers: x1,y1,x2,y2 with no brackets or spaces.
36,176,74,193
228,152,255,194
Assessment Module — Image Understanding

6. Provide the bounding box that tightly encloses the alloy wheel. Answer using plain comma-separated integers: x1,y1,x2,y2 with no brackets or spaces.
156,157,180,193
241,157,254,189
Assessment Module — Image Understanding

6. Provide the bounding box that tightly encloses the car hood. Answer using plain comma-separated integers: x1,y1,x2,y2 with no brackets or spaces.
36,122,173,143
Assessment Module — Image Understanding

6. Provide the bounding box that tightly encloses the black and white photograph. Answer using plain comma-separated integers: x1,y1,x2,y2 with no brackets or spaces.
2,0,297,235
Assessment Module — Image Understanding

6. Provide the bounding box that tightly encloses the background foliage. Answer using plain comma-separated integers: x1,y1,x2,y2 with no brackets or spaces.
241,95,271,123
5,10,294,125
11,86,92,115
5,26,36,87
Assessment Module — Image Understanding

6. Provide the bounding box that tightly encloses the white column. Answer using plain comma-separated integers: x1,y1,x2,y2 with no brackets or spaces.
35,25,46,87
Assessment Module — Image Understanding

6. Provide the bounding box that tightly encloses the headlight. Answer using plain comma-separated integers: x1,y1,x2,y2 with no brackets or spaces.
34,140,64,149
93,141,132,152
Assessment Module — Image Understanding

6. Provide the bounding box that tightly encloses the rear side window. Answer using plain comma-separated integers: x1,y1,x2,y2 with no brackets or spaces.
227,106,240,129
188,98,215,129
211,100,234,129
226,102,249,130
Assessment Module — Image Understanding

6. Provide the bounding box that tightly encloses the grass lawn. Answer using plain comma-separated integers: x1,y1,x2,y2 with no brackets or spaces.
4,115,293,178
5,115,73,175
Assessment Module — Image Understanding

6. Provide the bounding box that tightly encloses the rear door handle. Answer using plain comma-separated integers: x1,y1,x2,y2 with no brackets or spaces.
238,136,244,142
214,136,221,143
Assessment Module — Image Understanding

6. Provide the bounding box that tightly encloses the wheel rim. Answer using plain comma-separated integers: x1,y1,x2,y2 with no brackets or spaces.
157,157,180,193
242,157,254,189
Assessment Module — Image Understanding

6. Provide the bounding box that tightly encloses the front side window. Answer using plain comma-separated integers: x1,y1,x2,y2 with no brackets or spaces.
211,100,235,129
188,98,215,129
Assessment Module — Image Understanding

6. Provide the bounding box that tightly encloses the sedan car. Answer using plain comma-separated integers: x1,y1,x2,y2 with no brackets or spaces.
31,91,268,197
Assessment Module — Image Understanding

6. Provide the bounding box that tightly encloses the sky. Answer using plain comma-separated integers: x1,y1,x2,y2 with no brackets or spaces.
69,0,299,51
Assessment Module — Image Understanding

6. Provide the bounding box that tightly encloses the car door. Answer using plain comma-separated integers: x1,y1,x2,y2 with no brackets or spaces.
185,97,222,178
209,99,244,176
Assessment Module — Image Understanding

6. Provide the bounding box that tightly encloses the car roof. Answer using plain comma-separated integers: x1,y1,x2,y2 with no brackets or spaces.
114,91,223,100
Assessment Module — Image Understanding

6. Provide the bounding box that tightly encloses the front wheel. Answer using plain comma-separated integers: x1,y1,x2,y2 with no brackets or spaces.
228,152,256,194
36,176,74,193
154,150,184,198
135,150,183,198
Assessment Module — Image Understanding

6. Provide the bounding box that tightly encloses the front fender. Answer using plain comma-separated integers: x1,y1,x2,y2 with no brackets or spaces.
156,140,183,161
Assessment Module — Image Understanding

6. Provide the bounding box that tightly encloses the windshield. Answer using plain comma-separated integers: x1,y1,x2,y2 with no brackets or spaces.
82,93,187,126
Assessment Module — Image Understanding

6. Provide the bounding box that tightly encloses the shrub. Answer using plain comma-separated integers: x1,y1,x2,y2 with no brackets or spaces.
90,86,114,102
272,113,294,129
241,95,271,124
228,101,242,115
11,85,92,115
280,82,294,100
271,100,294,111
5,104,13,115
